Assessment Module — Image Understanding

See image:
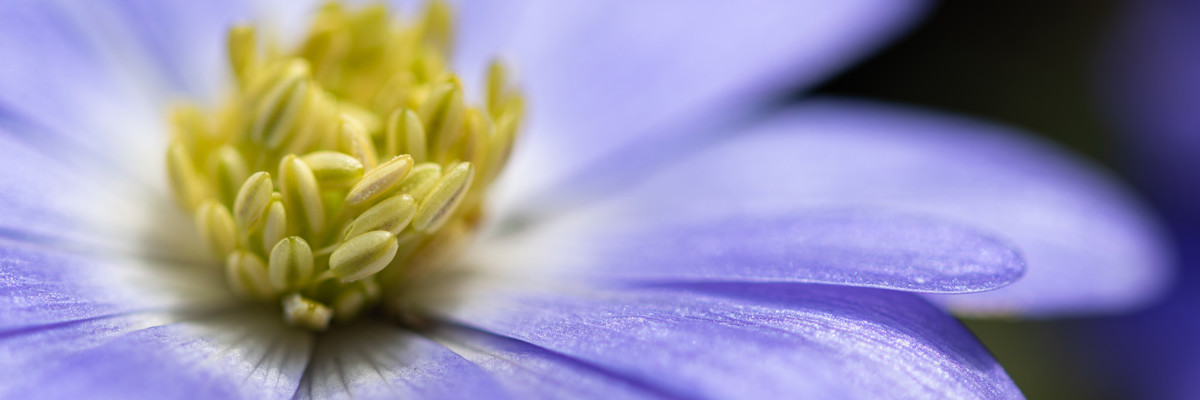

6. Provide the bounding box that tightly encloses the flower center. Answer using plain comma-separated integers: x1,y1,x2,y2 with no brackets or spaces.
164,1,523,331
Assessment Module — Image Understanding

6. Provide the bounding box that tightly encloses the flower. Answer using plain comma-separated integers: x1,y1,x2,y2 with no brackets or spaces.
0,0,1170,398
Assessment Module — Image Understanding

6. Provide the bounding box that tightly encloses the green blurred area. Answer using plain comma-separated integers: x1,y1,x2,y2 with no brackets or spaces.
813,1,1131,398
814,0,1119,166
962,318,1125,400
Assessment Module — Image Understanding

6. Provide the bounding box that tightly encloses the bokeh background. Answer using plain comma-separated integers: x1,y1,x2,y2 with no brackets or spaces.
802,1,1159,398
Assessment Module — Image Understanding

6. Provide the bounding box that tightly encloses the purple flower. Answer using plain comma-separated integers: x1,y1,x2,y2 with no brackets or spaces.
0,1,1170,398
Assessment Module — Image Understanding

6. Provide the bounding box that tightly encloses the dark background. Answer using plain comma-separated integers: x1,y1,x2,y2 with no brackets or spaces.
811,1,1132,398
814,0,1119,165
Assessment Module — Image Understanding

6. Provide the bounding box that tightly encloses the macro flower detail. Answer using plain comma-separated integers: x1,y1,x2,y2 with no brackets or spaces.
0,1,1171,399
163,3,523,329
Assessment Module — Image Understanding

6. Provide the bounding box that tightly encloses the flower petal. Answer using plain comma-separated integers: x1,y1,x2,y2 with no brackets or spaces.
0,309,312,399
0,131,207,261
0,1,153,155
494,0,930,205
0,240,230,333
429,325,664,399
576,99,1171,316
297,322,507,399
1065,226,1200,399
485,209,1023,293
72,0,248,100
0,240,310,399
426,281,1023,399
0,1,245,188
1106,0,1200,220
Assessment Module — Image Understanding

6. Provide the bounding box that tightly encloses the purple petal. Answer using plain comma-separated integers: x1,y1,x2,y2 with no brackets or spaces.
494,0,930,204
0,310,311,399
589,99,1170,316
75,0,248,100
297,322,507,399
0,1,244,188
0,242,310,399
494,209,1023,293
0,132,206,261
0,1,154,154
428,281,1023,399
1106,0,1200,219
0,241,506,399
428,325,662,399
0,241,231,334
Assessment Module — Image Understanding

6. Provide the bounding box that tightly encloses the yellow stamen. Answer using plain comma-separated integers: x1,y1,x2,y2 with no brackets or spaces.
233,171,273,232
283,293,333,331
345,154,413,206
330,230,400,283
166,0,524,329
268,236,315,292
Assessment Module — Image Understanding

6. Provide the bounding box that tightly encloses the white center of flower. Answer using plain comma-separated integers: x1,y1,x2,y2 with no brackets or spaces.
164,1,524,330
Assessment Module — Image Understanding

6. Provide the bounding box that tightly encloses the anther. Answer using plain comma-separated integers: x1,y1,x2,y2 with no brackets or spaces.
386,108,427,162
195,200,237,258
486,60,509,117
166,142,209,210
345,154,414,206
278,154,325,233
170,104,218,154
298,26,350,86
373,72,415,116
484,113,519,184
420,0,454,53
301,151,364,187
330,231,400,283
343,194,418,239
261,194,287,254
233,171,273,232
207,145,250,206
228,25,259,87
395,163,443,200
412,161,474,232
251,60,311,149
226,250,275,300
460,109,491,172
419,82,466,162
337,116,379,171
268,236,315,292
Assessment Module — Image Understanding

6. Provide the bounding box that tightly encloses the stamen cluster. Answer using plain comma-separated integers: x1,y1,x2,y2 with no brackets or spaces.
165,2,523,330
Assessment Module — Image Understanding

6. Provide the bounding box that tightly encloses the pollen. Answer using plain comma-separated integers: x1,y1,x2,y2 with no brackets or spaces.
165,1,524,331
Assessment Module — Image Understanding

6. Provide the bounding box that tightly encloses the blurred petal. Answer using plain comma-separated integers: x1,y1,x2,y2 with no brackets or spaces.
0,240,310,399
0,1,224,259
0,1,245,189
486,209,1023,293
0,308,311,399
1105,0,1200,220
0,130,208,261
297,322,507,399
0,240,228,335
495,0,930,205
1069,226,1200,400
0,1,154,170
427,281,1023,399
71,0,248,100
593,99,1169,316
